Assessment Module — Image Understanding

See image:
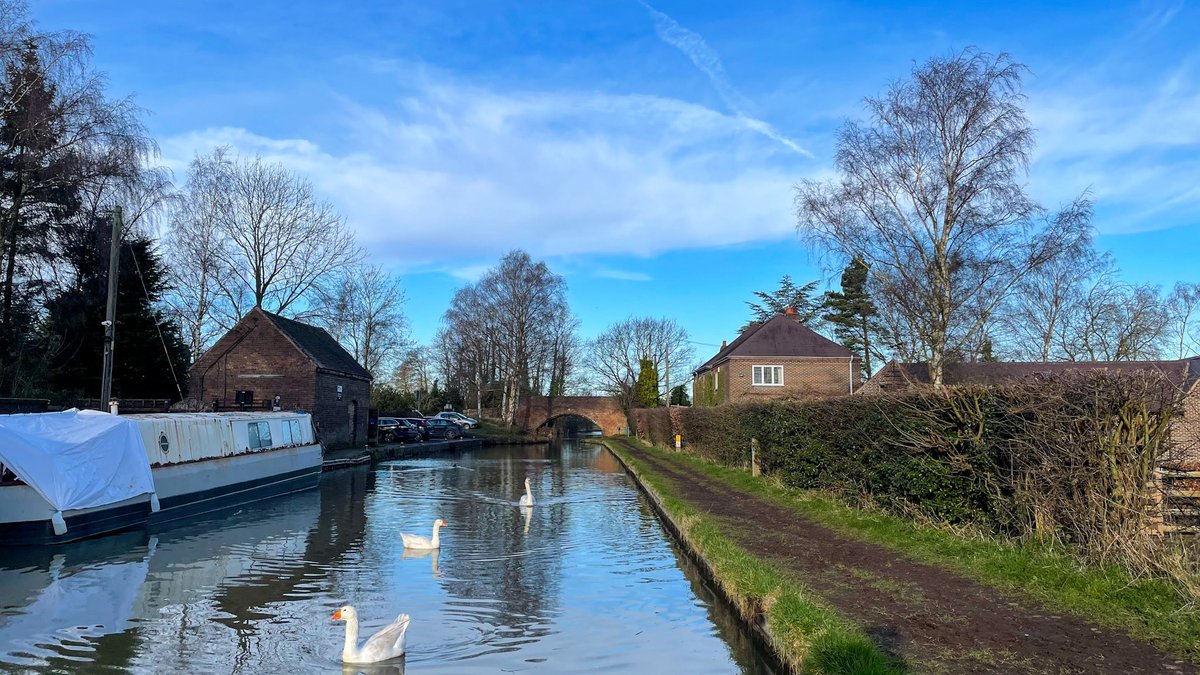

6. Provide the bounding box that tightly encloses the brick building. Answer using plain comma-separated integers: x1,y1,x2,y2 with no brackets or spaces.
692,311,860,405
188,307,372,446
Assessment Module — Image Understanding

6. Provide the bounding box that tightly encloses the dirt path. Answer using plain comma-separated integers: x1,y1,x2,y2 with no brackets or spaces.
613,439,1197,674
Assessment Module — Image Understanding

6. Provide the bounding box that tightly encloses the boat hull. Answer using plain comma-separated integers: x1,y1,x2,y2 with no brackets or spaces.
0,443,322,545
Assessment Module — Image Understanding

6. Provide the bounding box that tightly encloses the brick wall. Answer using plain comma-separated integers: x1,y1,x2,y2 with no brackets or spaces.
1169,391,1200,467
314,371,371,446
724,357,859,402
190,316,317,412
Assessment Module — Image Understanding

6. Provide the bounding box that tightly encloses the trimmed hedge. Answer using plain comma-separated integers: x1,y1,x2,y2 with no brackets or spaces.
633,372,1186,565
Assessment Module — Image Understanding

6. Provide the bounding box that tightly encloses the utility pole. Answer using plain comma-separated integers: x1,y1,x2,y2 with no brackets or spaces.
100,207,122,411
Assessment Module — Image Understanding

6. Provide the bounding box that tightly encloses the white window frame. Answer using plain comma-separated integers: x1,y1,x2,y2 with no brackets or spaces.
752,365,784,386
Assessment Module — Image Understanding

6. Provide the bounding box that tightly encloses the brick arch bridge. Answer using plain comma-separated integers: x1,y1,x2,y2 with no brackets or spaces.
518,396,628,436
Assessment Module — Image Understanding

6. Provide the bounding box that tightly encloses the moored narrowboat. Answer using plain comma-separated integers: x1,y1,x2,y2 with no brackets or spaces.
0,410,322,545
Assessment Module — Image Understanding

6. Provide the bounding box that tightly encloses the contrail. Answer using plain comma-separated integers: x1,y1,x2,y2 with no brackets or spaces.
638,1,811,157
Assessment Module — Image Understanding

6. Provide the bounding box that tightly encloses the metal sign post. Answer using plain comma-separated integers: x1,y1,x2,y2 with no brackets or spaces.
99,207,122,411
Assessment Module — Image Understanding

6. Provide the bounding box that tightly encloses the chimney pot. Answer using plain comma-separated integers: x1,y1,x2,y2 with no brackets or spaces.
721,340,727,348
785,306,796,316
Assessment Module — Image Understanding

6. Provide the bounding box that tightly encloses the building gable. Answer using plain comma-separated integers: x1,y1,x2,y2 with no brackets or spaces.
695,314,855,375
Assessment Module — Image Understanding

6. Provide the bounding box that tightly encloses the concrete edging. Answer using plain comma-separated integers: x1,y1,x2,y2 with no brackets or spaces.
596,438,793,675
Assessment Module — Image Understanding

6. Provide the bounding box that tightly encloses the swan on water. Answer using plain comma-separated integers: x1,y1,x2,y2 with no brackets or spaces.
331,605,410,663
400,519,447,549
518,477,534,507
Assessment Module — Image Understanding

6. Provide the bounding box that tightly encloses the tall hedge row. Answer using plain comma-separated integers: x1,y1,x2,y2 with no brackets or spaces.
632,372,1187,561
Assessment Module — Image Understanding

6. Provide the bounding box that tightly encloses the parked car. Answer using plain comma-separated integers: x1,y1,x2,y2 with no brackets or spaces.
400,416,430,440
434,411,478,429
378,417,419,443
423,418,464,440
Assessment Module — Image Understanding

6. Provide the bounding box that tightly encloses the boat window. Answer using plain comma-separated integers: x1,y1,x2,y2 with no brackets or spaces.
248,421,273,449
280,420,294,445
289,419,302,443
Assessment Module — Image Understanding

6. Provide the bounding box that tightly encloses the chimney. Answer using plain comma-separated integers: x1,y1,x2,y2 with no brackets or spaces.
721,340,727,349
785,306,796,316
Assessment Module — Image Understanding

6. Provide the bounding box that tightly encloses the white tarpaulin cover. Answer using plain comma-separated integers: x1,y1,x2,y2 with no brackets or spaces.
0,409,155,513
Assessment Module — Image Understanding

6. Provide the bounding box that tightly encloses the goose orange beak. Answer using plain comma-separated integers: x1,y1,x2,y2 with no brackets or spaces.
331,609,342,620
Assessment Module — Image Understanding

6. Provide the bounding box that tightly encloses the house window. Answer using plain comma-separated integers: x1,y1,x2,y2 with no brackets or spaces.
248,421,273,449
752,365,784,386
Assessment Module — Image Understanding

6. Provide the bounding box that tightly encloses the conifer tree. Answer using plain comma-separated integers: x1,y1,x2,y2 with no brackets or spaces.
634,357,660,408
743,275,821,331
823,257,878,377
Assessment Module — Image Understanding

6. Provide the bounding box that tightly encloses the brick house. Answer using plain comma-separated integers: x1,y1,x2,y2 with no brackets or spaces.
692,311,860,405
188,307,372,446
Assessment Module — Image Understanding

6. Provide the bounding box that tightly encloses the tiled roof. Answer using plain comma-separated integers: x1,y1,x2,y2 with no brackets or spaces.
695,314,855,374
871,359,1200,392
258,309,372,380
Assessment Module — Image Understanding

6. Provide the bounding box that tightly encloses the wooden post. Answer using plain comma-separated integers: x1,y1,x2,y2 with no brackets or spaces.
751,438,761,477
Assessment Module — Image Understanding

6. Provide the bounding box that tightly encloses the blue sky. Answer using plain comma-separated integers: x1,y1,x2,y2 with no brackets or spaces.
33,1,1200,367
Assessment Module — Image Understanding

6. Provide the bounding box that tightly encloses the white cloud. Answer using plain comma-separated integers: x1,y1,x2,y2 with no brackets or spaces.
1027,56,1200,234
594,268,653,282
160,79,811,267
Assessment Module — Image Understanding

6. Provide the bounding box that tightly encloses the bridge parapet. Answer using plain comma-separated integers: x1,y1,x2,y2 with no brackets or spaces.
519,396,627,436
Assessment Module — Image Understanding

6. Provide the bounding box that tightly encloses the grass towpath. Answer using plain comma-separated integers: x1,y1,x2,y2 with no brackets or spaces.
605,437,1200,675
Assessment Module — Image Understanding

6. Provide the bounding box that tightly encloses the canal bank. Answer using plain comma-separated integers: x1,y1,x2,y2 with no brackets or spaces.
603,437,1200,674
600,438,894,675
322,437,482,469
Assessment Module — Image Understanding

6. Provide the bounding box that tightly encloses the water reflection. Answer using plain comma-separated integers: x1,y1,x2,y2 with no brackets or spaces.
0,441,770,673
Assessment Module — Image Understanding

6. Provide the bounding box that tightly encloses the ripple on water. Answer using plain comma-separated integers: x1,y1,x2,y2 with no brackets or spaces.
0,441,769,674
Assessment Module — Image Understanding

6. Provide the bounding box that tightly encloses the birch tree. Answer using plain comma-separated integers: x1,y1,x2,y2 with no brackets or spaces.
796,49,1089,385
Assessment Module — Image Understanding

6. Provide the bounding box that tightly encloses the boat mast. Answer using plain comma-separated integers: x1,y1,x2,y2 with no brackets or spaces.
100,206,122,411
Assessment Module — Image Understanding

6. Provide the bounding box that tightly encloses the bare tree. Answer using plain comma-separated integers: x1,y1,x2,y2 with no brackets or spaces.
325,263,409,378
163,150,230,358
587,316,694,424
163,148,362,359
434,250,574,425
169,148,360,327
1059,267,1169,361
392,346,433,394
796,49,1089,385
1167,282,1200,360
999,224,1102,362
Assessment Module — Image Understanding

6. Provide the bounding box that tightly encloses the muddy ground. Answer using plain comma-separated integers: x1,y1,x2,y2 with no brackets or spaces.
613,439,1197,674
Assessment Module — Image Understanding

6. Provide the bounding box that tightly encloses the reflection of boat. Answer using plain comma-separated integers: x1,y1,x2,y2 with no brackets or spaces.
0,488,321,666
0,411,322,544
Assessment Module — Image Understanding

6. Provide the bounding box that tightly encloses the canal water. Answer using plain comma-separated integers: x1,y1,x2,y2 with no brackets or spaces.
0,440,771,673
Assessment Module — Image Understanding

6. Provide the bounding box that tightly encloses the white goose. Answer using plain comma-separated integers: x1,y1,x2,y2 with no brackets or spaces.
331,605,410,664
400,519,447,549
518,477,534,507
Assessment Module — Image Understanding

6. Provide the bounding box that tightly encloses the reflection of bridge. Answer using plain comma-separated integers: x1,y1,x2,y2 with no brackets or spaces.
519,396,627,436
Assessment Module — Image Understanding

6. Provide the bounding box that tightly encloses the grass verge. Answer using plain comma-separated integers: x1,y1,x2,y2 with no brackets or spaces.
601,439,902,674
613,436,1200,661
